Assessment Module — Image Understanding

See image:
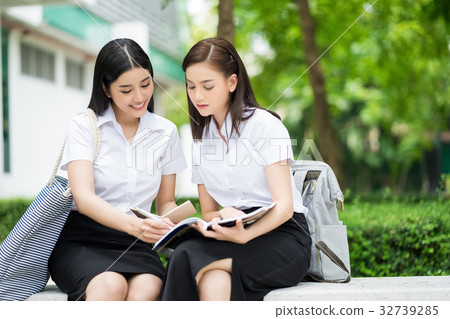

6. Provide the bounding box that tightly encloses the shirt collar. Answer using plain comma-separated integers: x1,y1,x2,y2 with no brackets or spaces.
98,104,165,133
207,108,256,139
138,111,166,132
97,104,116,126
208,111,233,139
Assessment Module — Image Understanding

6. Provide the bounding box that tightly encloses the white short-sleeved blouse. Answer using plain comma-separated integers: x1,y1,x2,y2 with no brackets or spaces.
61,105,187,216
191,108,307,214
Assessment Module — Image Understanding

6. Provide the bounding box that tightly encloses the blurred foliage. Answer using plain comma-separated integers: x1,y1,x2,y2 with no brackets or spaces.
158,85,191,128
0,198,31,241
342,194,450,276
1,196,448,276
231,0,449,193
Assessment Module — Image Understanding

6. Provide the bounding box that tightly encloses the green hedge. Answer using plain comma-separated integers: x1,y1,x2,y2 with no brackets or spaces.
0,198,32,242
1,197,448,277
341,197,449,277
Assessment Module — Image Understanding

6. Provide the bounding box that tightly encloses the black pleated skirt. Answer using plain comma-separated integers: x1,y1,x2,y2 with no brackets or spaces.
48,211,165,301
161,211,311,301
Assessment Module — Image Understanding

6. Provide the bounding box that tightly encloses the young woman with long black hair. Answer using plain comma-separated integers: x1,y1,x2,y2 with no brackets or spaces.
49,38,186,301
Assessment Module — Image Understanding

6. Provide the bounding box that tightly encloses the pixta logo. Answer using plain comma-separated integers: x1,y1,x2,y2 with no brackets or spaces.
128,128,171,175
192,138,323,166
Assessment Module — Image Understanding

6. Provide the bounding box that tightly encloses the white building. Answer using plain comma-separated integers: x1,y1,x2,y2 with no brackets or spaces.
0,0,196,199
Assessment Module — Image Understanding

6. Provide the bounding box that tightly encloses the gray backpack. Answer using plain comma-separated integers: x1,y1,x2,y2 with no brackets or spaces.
292,160,351,283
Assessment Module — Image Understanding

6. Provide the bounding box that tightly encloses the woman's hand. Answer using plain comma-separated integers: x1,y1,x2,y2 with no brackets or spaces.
195,218,250,244
219,207,246,219
133,217,174,243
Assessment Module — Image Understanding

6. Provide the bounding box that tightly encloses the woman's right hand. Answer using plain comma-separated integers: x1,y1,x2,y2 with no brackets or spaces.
134,217,174,243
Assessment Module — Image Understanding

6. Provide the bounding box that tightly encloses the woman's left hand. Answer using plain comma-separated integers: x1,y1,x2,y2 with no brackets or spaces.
195,218,250,244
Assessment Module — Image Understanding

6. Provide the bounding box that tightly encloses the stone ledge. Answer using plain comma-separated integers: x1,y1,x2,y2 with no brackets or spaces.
25,276,450,301
264,276,450,301
25,279,67,301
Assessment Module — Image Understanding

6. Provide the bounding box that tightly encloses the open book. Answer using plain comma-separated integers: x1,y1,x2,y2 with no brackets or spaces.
146,202,276,255
130,201,197,224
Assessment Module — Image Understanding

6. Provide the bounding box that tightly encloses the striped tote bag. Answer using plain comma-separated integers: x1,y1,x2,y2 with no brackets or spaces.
0,109,100,301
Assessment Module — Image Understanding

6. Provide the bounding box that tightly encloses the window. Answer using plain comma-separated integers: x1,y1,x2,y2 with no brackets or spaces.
2,27,10,173
66,59,84,90
20,42,55,82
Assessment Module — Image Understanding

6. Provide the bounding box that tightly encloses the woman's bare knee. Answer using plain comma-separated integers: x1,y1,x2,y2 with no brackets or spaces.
85,271,128,301
195,258,232,285
126,274,162,301
198,269,231,301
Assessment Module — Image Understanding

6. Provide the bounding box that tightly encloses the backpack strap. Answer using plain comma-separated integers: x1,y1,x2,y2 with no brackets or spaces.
325,165,344,211
294,160,344,211
316,241,351,283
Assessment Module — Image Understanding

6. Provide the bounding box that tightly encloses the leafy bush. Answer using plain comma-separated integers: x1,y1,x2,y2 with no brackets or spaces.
342,196,449,277
0,198,33,242
1,196,448,277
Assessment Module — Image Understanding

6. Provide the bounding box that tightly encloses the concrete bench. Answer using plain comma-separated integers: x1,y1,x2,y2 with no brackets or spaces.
25,276,450,301
25,279,68,301
264,276,450,301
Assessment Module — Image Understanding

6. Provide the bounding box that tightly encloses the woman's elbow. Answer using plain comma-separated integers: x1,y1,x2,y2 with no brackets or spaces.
72,190,94,215
275,200,294,219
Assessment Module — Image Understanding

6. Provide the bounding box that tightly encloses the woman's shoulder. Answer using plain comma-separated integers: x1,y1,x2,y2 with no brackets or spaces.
69,112,92,131
247,107,285,132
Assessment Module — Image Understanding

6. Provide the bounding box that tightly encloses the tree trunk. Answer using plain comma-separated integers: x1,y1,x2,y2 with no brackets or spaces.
294,0,344,186
217,0,235,44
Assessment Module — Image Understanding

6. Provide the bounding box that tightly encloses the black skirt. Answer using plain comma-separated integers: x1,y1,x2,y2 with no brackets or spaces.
48,211,165,301
161,212,311,301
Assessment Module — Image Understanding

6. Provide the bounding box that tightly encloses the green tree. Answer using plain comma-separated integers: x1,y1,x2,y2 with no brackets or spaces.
294,0,344,184
218,0,235,44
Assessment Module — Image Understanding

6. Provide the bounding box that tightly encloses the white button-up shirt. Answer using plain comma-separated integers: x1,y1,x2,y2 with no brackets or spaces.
61,105,186,216
192,108,307,214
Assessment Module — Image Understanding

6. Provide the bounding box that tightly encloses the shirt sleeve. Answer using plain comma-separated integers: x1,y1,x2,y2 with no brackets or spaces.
191,163,203,185
60,114,94,171
190,142,203,184
251,111,295,167
160,124,187,175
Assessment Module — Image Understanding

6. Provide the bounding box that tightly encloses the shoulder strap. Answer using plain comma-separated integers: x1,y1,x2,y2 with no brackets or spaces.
48,108,101,188
315,241,351,283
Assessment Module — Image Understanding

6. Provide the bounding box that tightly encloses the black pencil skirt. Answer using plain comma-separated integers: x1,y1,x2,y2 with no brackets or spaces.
48,211,165,301
161,212,311,301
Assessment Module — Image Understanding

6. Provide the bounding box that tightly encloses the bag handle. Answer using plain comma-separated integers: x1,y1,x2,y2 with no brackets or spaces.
315,241,351,283
48,108,101,190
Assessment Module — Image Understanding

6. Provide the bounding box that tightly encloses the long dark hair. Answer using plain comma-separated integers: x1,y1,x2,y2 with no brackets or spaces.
182,37,280,140
88,38,154,115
